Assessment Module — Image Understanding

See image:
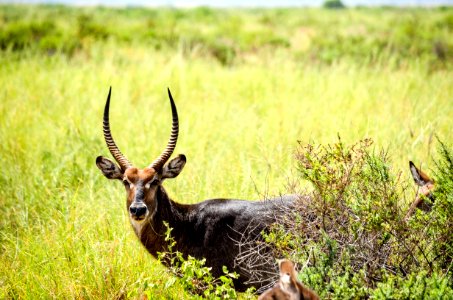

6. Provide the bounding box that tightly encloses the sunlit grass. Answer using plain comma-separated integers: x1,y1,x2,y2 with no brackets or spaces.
0,17,452,299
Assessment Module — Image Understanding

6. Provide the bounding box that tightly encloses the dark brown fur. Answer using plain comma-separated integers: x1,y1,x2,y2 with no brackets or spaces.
96,88,296,291
97,157,296,291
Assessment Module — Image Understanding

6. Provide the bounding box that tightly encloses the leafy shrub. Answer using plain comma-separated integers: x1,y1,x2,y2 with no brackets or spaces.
0,20,56,51
418,139,453,274
242,138,452,298
77,14,110,40
371,271,453,299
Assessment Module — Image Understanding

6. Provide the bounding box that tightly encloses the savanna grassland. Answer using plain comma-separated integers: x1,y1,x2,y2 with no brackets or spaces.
0,4,452,299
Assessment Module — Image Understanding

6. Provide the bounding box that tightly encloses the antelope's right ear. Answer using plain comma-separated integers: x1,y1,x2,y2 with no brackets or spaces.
409,161,432,186
96,156,124,180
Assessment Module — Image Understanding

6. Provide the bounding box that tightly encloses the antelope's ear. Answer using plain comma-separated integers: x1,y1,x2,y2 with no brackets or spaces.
96,156,124,180
409,161,432,186
161,154,186,179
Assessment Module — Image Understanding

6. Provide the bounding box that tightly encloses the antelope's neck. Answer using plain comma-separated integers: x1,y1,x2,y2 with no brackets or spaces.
136,185,188,257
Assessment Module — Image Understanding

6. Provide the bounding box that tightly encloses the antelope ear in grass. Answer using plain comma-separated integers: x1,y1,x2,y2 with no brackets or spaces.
409,161,434,186
405,160,436,219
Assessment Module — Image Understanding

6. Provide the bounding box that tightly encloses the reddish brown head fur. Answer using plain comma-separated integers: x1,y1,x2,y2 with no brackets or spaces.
259,259,320,300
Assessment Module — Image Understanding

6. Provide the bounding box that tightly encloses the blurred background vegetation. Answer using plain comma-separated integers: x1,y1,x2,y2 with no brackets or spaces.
1,4,452,67
0,3,452,299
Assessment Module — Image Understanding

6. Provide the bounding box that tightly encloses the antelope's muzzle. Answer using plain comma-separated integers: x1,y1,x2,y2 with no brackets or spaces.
129,203,148,220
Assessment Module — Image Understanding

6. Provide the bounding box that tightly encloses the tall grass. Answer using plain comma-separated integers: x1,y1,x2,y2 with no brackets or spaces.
0,5,452,299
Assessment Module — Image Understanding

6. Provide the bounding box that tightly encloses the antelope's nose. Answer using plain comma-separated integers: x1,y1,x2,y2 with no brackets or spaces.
129,204,148,218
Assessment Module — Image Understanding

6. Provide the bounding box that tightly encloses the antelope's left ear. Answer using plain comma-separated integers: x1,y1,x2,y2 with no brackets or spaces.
409,161,433,186
96,156,124,180
162,154,186,179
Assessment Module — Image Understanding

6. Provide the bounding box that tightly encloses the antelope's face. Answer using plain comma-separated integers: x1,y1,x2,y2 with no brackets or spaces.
123,167,158,222
96,155,186,225
96,87,185,230
278,259,297,289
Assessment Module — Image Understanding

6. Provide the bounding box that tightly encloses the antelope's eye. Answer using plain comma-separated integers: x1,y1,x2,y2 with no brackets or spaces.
144,179,158,189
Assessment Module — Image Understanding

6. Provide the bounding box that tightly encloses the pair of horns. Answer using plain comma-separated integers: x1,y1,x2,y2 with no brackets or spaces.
102,87,179,171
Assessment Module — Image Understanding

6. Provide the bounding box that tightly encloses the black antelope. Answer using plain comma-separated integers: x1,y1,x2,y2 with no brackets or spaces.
404,161,435,220
258,259,320,300
96,88,296,291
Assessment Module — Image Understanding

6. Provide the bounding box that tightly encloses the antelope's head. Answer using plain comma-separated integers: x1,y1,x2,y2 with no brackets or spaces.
96,87,186,228
278,259,298,290
405,161,435,219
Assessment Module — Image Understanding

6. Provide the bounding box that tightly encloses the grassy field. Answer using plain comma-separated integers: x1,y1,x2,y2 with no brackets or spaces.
0,4,452,299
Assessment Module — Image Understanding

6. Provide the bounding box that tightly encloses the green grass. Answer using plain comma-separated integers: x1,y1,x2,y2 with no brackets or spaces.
0,4,452,299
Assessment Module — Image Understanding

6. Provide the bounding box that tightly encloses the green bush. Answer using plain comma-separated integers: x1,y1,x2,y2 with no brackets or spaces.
0,20,56,51
258,138,452,298
323,0,345,9
371,271,453,299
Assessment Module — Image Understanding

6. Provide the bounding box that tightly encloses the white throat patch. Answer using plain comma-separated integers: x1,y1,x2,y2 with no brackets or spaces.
130,216,146,236
281,274,291,284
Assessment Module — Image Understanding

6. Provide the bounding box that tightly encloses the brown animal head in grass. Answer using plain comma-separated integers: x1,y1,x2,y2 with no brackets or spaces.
404,161,435,220
258,259,320,300
96,87,185,234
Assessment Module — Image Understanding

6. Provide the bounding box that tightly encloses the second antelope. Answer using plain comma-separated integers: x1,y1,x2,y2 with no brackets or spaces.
405,161,436,220
96,88,296,291
258,259,320,300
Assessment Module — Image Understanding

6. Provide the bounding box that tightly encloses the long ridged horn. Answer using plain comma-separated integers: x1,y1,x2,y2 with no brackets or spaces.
103,87,132,170
149,88,179,171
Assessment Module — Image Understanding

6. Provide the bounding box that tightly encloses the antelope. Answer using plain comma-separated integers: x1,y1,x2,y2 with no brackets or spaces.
404,161,435,220
258,259,320,300
96,87,297,291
